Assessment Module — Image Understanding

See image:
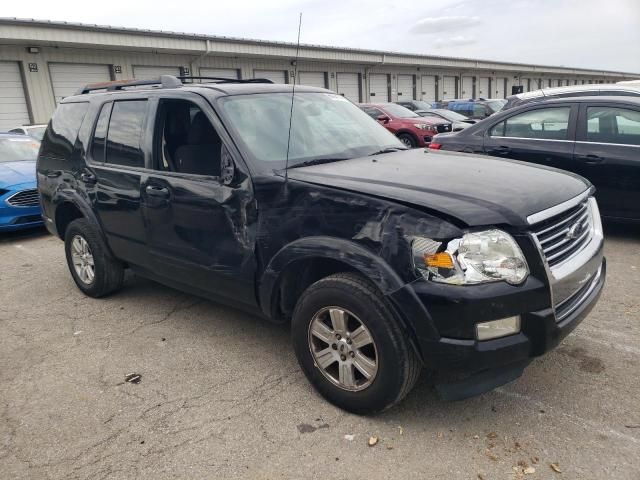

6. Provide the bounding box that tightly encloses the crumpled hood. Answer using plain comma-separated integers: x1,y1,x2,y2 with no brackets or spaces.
0,161,37,188
287,150,590,227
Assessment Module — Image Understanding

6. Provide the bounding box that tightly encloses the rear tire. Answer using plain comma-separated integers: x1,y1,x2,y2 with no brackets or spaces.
64,218,124,298
397,133,417,148
292,273,421,414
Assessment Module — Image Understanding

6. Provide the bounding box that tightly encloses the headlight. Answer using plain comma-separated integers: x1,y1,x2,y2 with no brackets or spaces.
413,123,434,130
412,229,529,285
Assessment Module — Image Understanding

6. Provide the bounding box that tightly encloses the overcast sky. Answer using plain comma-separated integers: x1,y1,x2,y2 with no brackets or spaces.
3,0,639,72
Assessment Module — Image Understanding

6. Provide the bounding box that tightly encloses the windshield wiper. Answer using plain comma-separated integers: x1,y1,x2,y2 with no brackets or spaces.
287,157,350,169
368,147,408,156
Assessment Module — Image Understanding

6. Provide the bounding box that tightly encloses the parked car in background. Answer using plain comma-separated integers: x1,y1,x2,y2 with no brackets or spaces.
430,96,640,222
418,109,478,131
359,103,452,148
0,133,42,231
395,100,439,112
447,99,506,119
38,76,604,414
503,83,640,110
8,124,48,141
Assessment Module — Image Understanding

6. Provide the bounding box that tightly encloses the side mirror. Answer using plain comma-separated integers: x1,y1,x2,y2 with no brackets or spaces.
377,115,390,124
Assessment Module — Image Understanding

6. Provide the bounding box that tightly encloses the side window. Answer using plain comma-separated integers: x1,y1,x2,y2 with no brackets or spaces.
473,105,486,117
362,107,383,119
586,107,640,146
154,99,224,176
90,102,112,163
40,102,90,160
491,107,571,140
106,100,147,168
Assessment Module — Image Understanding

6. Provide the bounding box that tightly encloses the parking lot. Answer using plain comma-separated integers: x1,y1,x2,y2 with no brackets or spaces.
0,223,638,480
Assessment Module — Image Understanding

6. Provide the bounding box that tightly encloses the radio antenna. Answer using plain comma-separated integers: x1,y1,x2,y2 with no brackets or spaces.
284,12,302,180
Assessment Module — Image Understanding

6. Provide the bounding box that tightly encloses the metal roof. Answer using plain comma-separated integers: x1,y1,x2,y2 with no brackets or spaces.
1,17,638,76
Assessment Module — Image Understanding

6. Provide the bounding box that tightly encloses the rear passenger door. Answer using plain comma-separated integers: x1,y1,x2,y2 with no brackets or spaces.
142,93,258,307
483,104,577,172
88,98,150,266
574,103,640,219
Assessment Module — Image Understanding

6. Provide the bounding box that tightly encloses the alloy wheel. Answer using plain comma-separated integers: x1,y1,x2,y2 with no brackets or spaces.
70,235,95,285
308,307,378,391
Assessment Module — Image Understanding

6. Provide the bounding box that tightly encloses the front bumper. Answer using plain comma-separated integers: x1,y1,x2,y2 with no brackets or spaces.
0,202,42,232
386,219,605,399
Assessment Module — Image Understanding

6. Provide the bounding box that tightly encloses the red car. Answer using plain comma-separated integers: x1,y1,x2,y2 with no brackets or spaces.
359,103,453,148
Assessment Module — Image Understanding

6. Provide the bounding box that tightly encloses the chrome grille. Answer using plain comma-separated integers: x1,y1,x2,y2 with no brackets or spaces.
7,188,39,207
531,200,593,267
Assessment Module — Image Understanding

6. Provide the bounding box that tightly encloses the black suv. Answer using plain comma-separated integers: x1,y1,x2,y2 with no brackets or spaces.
37,76,605,413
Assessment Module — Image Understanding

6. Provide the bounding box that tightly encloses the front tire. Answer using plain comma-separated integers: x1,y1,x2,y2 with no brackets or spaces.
292,273,421,414
397,133,417,148
64,218,124,298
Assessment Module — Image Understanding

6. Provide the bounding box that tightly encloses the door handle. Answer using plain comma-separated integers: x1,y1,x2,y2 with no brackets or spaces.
493,146,511,155
145,185,170,198
579,154,604,165
80,172,97,184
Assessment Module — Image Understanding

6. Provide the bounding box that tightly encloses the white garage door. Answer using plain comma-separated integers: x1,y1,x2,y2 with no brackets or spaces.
200,67,239,79
369,74,389,101
442,76,456,100
478,77,490,98
0,62,30,130
494,77,506,98
420,75,436,102
461,76,474,98
336,73,360,102
297,71,326,88
49,63,111,104
255,70,287,84
133,66,181,80
396,75,414,100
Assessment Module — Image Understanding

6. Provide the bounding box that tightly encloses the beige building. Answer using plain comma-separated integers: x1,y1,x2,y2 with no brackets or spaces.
0,17,638,129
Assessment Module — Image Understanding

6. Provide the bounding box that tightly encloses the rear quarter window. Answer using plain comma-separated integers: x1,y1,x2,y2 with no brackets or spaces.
40,102,90,161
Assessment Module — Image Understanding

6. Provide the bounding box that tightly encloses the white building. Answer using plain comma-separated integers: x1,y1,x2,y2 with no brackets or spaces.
0,17,638,129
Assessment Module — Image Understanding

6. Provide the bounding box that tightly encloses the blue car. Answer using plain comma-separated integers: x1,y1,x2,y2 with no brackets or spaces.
0,133,43,231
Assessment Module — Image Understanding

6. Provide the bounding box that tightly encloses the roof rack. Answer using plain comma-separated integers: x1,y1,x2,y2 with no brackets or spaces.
177,76,274,84
74,75,182,95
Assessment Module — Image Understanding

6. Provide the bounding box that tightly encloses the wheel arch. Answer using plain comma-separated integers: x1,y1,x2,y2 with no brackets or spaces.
259,237,406,323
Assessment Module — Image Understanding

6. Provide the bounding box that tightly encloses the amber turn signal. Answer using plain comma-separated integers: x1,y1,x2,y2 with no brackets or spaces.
423,252,454,269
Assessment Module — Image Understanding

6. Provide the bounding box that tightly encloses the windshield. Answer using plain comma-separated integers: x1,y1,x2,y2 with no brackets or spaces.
381,104,420,118
430,109,469,121
487,100,507,113
26,126,47,141
412,100,433,110
219,93,404,167
0,137,40,162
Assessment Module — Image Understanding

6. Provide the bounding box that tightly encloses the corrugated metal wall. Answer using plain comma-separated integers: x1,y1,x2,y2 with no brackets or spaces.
0,43,628,124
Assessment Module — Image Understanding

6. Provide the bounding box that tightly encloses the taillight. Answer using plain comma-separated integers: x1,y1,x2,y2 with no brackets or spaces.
428,143,442,150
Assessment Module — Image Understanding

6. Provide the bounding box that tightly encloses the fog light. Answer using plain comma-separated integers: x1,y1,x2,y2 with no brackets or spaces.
476,316,521,341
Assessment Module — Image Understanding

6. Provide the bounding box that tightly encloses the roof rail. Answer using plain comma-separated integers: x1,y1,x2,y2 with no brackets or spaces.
177,76,274,84
74,75,182,95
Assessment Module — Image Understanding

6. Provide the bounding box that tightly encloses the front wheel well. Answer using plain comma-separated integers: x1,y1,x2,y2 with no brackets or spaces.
55,202,84,239
273,257,359,322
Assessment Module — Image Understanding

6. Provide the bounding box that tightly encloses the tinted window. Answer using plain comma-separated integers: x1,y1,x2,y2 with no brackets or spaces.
91,102,112,163
106,100,147,168
586,107,640,146
40,102,89,160
490,107,571,140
